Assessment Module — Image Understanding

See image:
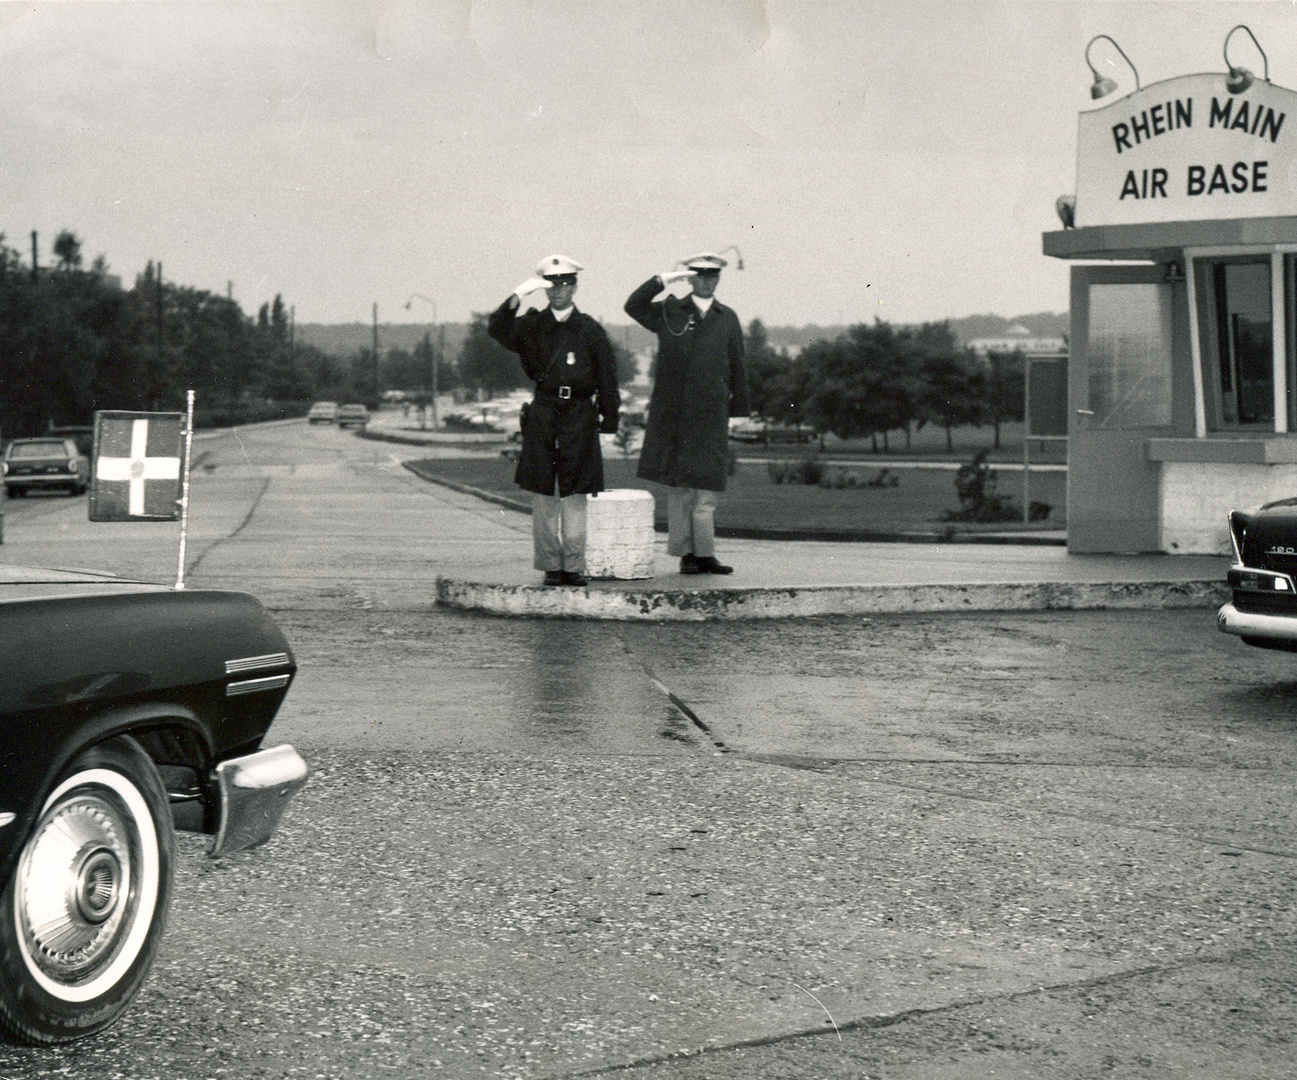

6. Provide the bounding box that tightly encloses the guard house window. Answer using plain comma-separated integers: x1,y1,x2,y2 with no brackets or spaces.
1198,259,1273,427
1087,283,1173,428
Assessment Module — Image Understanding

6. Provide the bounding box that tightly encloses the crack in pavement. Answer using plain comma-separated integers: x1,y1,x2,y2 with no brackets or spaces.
607,648,1293,859
185,474,272,577
562,950,1261,1077
616,636,729,752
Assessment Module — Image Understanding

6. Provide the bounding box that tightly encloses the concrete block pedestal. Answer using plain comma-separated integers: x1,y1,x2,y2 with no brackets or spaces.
586,488,655,579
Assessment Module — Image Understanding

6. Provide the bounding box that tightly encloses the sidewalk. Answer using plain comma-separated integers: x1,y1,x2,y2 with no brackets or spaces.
418,472,1231,622
363,411,1233,621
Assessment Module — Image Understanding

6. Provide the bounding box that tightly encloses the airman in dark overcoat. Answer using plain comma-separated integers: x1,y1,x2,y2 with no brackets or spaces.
625,253,749,574
489,255,619,586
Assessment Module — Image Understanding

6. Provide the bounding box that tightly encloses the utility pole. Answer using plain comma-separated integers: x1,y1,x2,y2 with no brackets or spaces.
434,322,444,430
156,263,164,412
372,302,379,400
30,231,37,281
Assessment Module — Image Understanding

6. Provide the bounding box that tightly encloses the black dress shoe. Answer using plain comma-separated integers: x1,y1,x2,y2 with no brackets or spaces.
679,554,703,575
696,556,733,574
542,570,564,586
560,570,588,587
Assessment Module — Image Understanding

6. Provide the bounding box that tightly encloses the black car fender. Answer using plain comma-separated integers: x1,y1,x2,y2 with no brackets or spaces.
0,700,213,884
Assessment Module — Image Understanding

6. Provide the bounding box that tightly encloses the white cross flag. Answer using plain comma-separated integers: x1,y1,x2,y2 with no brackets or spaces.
89,411,185,521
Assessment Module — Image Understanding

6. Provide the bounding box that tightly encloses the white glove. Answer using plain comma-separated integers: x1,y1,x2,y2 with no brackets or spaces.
513,276,553,298
659,270,693,284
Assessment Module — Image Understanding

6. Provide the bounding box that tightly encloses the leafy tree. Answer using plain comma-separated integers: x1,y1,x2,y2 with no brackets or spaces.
980,349,1026,449
912,323,980,451
456,313,527,398
611,337,637,386
804,321,926,452
52,230,83,270
744,319,792,422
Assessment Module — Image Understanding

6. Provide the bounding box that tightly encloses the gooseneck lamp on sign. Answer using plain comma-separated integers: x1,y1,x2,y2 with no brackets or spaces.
1224,25,1268,95
716,245,745,271
1085,34,1140,100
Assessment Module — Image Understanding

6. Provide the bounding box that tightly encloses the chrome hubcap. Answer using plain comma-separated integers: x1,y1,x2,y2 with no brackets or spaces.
17,792,137,985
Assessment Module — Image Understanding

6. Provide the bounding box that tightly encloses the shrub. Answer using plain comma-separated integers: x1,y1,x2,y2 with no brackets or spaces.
798,453,824,486
818,466,863,488
442,413,502,433
944,449,1019,522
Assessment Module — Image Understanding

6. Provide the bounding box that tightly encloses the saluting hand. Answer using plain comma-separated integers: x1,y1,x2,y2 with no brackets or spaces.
513,276,553,298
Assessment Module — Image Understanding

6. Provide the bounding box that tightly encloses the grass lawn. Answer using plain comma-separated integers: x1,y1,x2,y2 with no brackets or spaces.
408,453,1067,538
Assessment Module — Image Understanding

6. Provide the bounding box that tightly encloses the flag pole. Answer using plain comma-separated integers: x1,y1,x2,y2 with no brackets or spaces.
175,390,195,590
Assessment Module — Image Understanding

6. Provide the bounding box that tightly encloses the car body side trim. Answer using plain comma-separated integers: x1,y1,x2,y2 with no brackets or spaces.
225,674,292,696
224,652,291,675
0,812,14,828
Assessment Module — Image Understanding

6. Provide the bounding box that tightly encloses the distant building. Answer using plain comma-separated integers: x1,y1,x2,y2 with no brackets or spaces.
966,323,1065,355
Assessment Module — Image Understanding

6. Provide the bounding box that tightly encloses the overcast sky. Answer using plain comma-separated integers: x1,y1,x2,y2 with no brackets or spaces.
3,1,1295,328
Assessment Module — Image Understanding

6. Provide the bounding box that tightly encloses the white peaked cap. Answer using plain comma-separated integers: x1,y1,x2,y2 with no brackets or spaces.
683,252,727,271
536,254,584,277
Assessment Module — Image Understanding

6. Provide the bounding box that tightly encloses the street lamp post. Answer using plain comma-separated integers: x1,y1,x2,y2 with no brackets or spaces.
405,293,439,430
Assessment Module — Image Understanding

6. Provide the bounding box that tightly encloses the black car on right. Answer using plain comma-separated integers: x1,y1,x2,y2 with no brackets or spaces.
1218,498,1297,650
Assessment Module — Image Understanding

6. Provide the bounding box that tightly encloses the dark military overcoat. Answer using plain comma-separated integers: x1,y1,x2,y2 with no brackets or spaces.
488,299,619,497
625,277,749,492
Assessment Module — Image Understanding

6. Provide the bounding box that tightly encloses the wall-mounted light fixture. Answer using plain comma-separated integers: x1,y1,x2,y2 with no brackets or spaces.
1085,34,1140,99
716,245,745,270
1055,195,1076,229
1224,25,1268,94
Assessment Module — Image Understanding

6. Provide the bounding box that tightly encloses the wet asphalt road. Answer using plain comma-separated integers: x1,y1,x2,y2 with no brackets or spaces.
0,421,1293,1079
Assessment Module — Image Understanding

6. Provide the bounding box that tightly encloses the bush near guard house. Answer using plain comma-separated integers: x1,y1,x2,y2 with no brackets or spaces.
943,450,1051,523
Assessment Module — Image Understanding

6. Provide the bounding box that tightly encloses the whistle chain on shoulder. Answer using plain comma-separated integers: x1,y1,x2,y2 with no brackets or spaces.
663,304,694,338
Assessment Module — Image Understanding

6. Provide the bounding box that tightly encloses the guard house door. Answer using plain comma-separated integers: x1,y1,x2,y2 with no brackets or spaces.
1068,264,1181,553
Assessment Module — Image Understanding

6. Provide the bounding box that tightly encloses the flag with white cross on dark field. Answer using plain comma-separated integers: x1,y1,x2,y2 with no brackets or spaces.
88,411,186,522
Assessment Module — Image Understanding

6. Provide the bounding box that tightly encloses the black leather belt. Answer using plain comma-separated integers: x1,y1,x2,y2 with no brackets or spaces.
537,386,592,404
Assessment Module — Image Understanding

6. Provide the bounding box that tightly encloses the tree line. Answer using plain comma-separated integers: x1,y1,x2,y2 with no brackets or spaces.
0,232,639,438
1,229,1037,448
0,230,346,437
743,318,1032,451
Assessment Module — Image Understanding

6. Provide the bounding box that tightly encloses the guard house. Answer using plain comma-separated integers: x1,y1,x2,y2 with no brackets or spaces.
1044,29,1297,554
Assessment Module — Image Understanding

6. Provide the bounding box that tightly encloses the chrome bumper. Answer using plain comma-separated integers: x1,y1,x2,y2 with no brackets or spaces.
209,744,310,858
1217,600,1297,643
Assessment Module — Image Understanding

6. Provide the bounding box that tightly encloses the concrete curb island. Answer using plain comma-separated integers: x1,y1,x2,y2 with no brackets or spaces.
435,576,1231,621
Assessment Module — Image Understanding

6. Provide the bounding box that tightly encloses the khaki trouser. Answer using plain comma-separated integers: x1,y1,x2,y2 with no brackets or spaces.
532,491,587,572
666,486,717,558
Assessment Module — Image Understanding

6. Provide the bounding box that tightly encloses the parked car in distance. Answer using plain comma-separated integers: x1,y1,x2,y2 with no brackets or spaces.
47,426,94,457
3,438,89,497
0,564,308,1044
728,417,816,444
307,401,338,424
336,403,369,429
1218,499,1297,651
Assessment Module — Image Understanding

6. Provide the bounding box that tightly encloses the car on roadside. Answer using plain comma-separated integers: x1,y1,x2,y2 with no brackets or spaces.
47,426,95,457
3,437,89,497
0,565,308,1044
336,403,369,429
307,401,338,425
728,417,816,445
1218,499,1297,651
